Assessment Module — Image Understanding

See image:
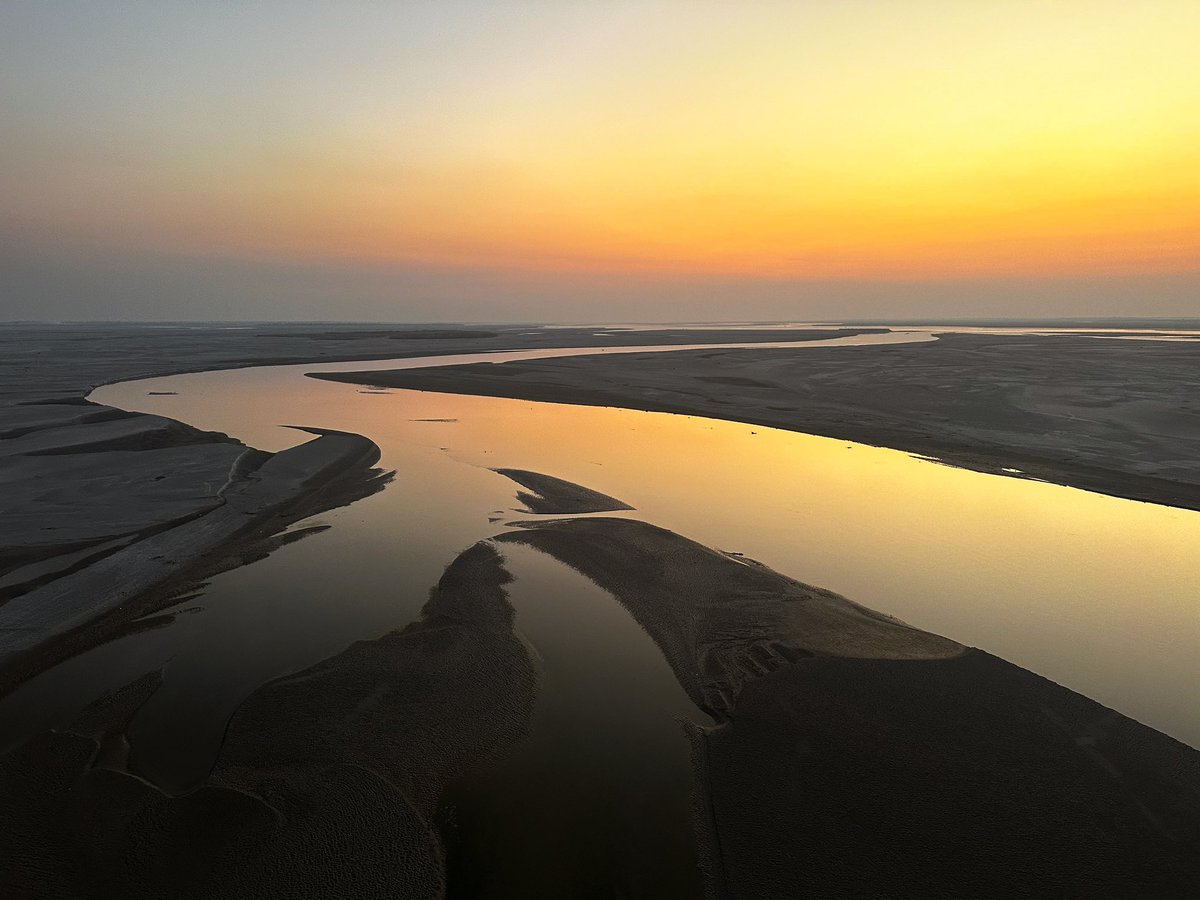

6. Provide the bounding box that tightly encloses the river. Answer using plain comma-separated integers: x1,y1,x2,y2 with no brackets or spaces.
3,329,1198,893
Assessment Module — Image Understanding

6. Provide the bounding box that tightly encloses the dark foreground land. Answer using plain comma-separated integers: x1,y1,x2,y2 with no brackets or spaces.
3,323,1200,897
6,507,1199,897
319,332,1200,510
500,517,1200,896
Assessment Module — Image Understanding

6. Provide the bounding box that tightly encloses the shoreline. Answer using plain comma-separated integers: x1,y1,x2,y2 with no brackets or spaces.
311,332,1200,513
0,428,390,695
495,515,1200,895
0,323,859,685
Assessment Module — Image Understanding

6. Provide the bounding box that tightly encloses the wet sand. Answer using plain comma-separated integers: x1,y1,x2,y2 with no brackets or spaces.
498,516,1200,896
317,332,1200,510
1,542,534,899
0,428,390,692
500,517,962,717
492,468,634,514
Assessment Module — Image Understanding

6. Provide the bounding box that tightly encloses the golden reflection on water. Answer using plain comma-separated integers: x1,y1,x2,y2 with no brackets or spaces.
95,352,1200,748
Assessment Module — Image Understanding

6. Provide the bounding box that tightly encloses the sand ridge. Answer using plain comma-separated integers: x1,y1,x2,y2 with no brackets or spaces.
492,467,635,515
493,513,1200,896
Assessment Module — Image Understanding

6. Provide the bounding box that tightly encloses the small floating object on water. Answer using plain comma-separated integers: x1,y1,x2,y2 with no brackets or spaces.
147,391,177,395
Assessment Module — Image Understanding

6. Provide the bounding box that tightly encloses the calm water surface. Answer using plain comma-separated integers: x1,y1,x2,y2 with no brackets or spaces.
439,544,709,898
3,332,1199,891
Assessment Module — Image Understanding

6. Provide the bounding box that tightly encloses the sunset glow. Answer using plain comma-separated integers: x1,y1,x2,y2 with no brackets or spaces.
2,1,1198,318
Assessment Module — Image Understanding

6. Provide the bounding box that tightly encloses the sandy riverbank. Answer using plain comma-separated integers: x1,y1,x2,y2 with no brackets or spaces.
0,427,390,694
315,332,1200,510
0,540,534,899
497,515,1200,895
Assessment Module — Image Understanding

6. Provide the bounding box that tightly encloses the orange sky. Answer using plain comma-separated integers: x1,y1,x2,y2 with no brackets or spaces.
2,2,1198,318
168,3,1200,279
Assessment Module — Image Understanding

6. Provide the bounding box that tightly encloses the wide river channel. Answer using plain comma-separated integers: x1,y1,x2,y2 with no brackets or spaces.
5,330,1200,895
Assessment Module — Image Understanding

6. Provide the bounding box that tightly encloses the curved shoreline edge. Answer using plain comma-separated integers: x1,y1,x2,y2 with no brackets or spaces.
494,515,1200,895
311,332,1200,513
0,324,859,684
0,427,390,693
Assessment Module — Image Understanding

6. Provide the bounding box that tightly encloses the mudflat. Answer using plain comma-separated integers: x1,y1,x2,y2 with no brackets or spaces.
0,542,534,899
498,516,1200,896
317,332,1200,510
492,468,634,514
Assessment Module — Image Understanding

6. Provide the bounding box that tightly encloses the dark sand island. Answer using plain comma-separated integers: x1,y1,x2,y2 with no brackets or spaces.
498,516,1200,895
3,324,1200,897
492,467,634,514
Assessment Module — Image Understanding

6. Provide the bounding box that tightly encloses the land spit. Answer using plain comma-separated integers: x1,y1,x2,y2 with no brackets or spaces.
499,517,1200,896
315,331,1200,511
492,467,634,514
1,541,532,898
